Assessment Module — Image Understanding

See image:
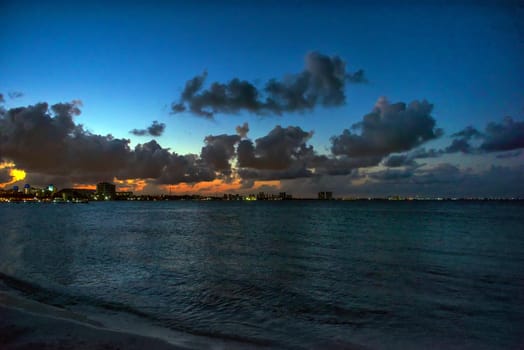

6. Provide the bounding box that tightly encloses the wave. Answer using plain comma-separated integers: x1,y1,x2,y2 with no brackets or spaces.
0,271,280,349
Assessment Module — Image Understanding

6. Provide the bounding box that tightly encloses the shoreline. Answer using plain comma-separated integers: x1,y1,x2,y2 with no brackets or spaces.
0,290,187,350
0,291,269,350
0,307,187,350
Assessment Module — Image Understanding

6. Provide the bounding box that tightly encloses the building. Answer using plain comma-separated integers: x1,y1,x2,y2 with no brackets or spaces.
318,191,333,200
96,182,116,200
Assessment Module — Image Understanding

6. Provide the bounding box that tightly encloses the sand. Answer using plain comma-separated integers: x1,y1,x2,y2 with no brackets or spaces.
0,291,268,350
0,290,190,350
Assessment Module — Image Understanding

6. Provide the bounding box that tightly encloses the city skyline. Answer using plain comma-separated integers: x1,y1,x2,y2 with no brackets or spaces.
1,0,523,197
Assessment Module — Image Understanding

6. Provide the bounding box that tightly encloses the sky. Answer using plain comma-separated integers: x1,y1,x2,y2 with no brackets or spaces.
1,0,523,197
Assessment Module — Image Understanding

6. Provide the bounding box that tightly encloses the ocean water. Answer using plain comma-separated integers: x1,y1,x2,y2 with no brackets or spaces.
0,201,523,349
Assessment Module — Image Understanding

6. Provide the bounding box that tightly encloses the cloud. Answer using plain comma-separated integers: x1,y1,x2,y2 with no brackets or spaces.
8,91,24,99
0,168,12,184
0,101,217,187
410,148,442,159
330,97,443,158
411,163,463,184
446,117,524,154
237,125,314,170
346,69,367,83
233,98,444,181
382,154,417,168
130,121,166,137
155,154,216,185
235,122,249,138
200,134,240,174
496,150,522,159
310,155,382,176
122,140,172,179
2,99,522,197
444,126,482,154
0,102,83,173
381,147,444,169
480,117,524,152
445,138,474,154
172,51,366,118
278,163,524,199
235,125,319,181
0,94,5,103
369,167,415,181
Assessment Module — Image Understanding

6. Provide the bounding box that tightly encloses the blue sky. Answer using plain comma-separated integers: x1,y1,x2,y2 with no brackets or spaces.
1,0,523,196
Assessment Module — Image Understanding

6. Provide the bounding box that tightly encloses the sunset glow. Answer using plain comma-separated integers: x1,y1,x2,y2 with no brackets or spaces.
0,162,27,188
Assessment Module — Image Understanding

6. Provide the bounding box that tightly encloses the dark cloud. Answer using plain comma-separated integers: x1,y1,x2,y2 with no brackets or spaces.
130,129,148,136
237,125,314,170
0,94,5,103
278,162,524,199
411,163,464,184
382,154,417,168
0,102,82,173
0,102,217,187
172,51,366,118
346,69,367,83
369,168,415,181
121,139,219,185
496,150,522,159
445,138,474,154
200,134,240,174
311,155,382,176
381,147,445,169
237,164,312,181
0,168,12,184
235,122,249,138
130,121,166,137
480,117,524,152
443,126,482,154
3,99,522,197
451,126,482,140
122,140,172,179
233,98,444,181
235,125,319,181
446,117,524,154
410,147,443,159
331,97,443,158
147,121,166,137
8,91,24,99
155,154,216,185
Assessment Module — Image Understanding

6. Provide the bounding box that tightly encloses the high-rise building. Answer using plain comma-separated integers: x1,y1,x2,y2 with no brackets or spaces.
318,191,333,200
96,182,116,200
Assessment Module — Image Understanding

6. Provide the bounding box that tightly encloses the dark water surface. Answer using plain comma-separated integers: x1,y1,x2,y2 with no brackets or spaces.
1,201,523,349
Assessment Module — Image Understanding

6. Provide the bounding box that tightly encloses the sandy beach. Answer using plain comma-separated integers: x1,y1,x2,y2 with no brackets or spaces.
0,291,270,350
0,291,189,350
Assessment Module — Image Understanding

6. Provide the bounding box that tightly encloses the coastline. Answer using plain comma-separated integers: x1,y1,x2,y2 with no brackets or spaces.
0,291,187,350
0,291,269,350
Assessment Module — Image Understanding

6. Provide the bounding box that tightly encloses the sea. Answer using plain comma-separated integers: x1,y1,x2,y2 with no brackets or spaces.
0,200,523,349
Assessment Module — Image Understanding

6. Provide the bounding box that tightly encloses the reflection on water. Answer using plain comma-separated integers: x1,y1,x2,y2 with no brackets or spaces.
0,201,523,349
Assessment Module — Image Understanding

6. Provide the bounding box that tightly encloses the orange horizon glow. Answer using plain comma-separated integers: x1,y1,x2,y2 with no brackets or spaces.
113,177,147,192
72,184,97,190
74,178,282,195
162,179,281,195
1,164,282,195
